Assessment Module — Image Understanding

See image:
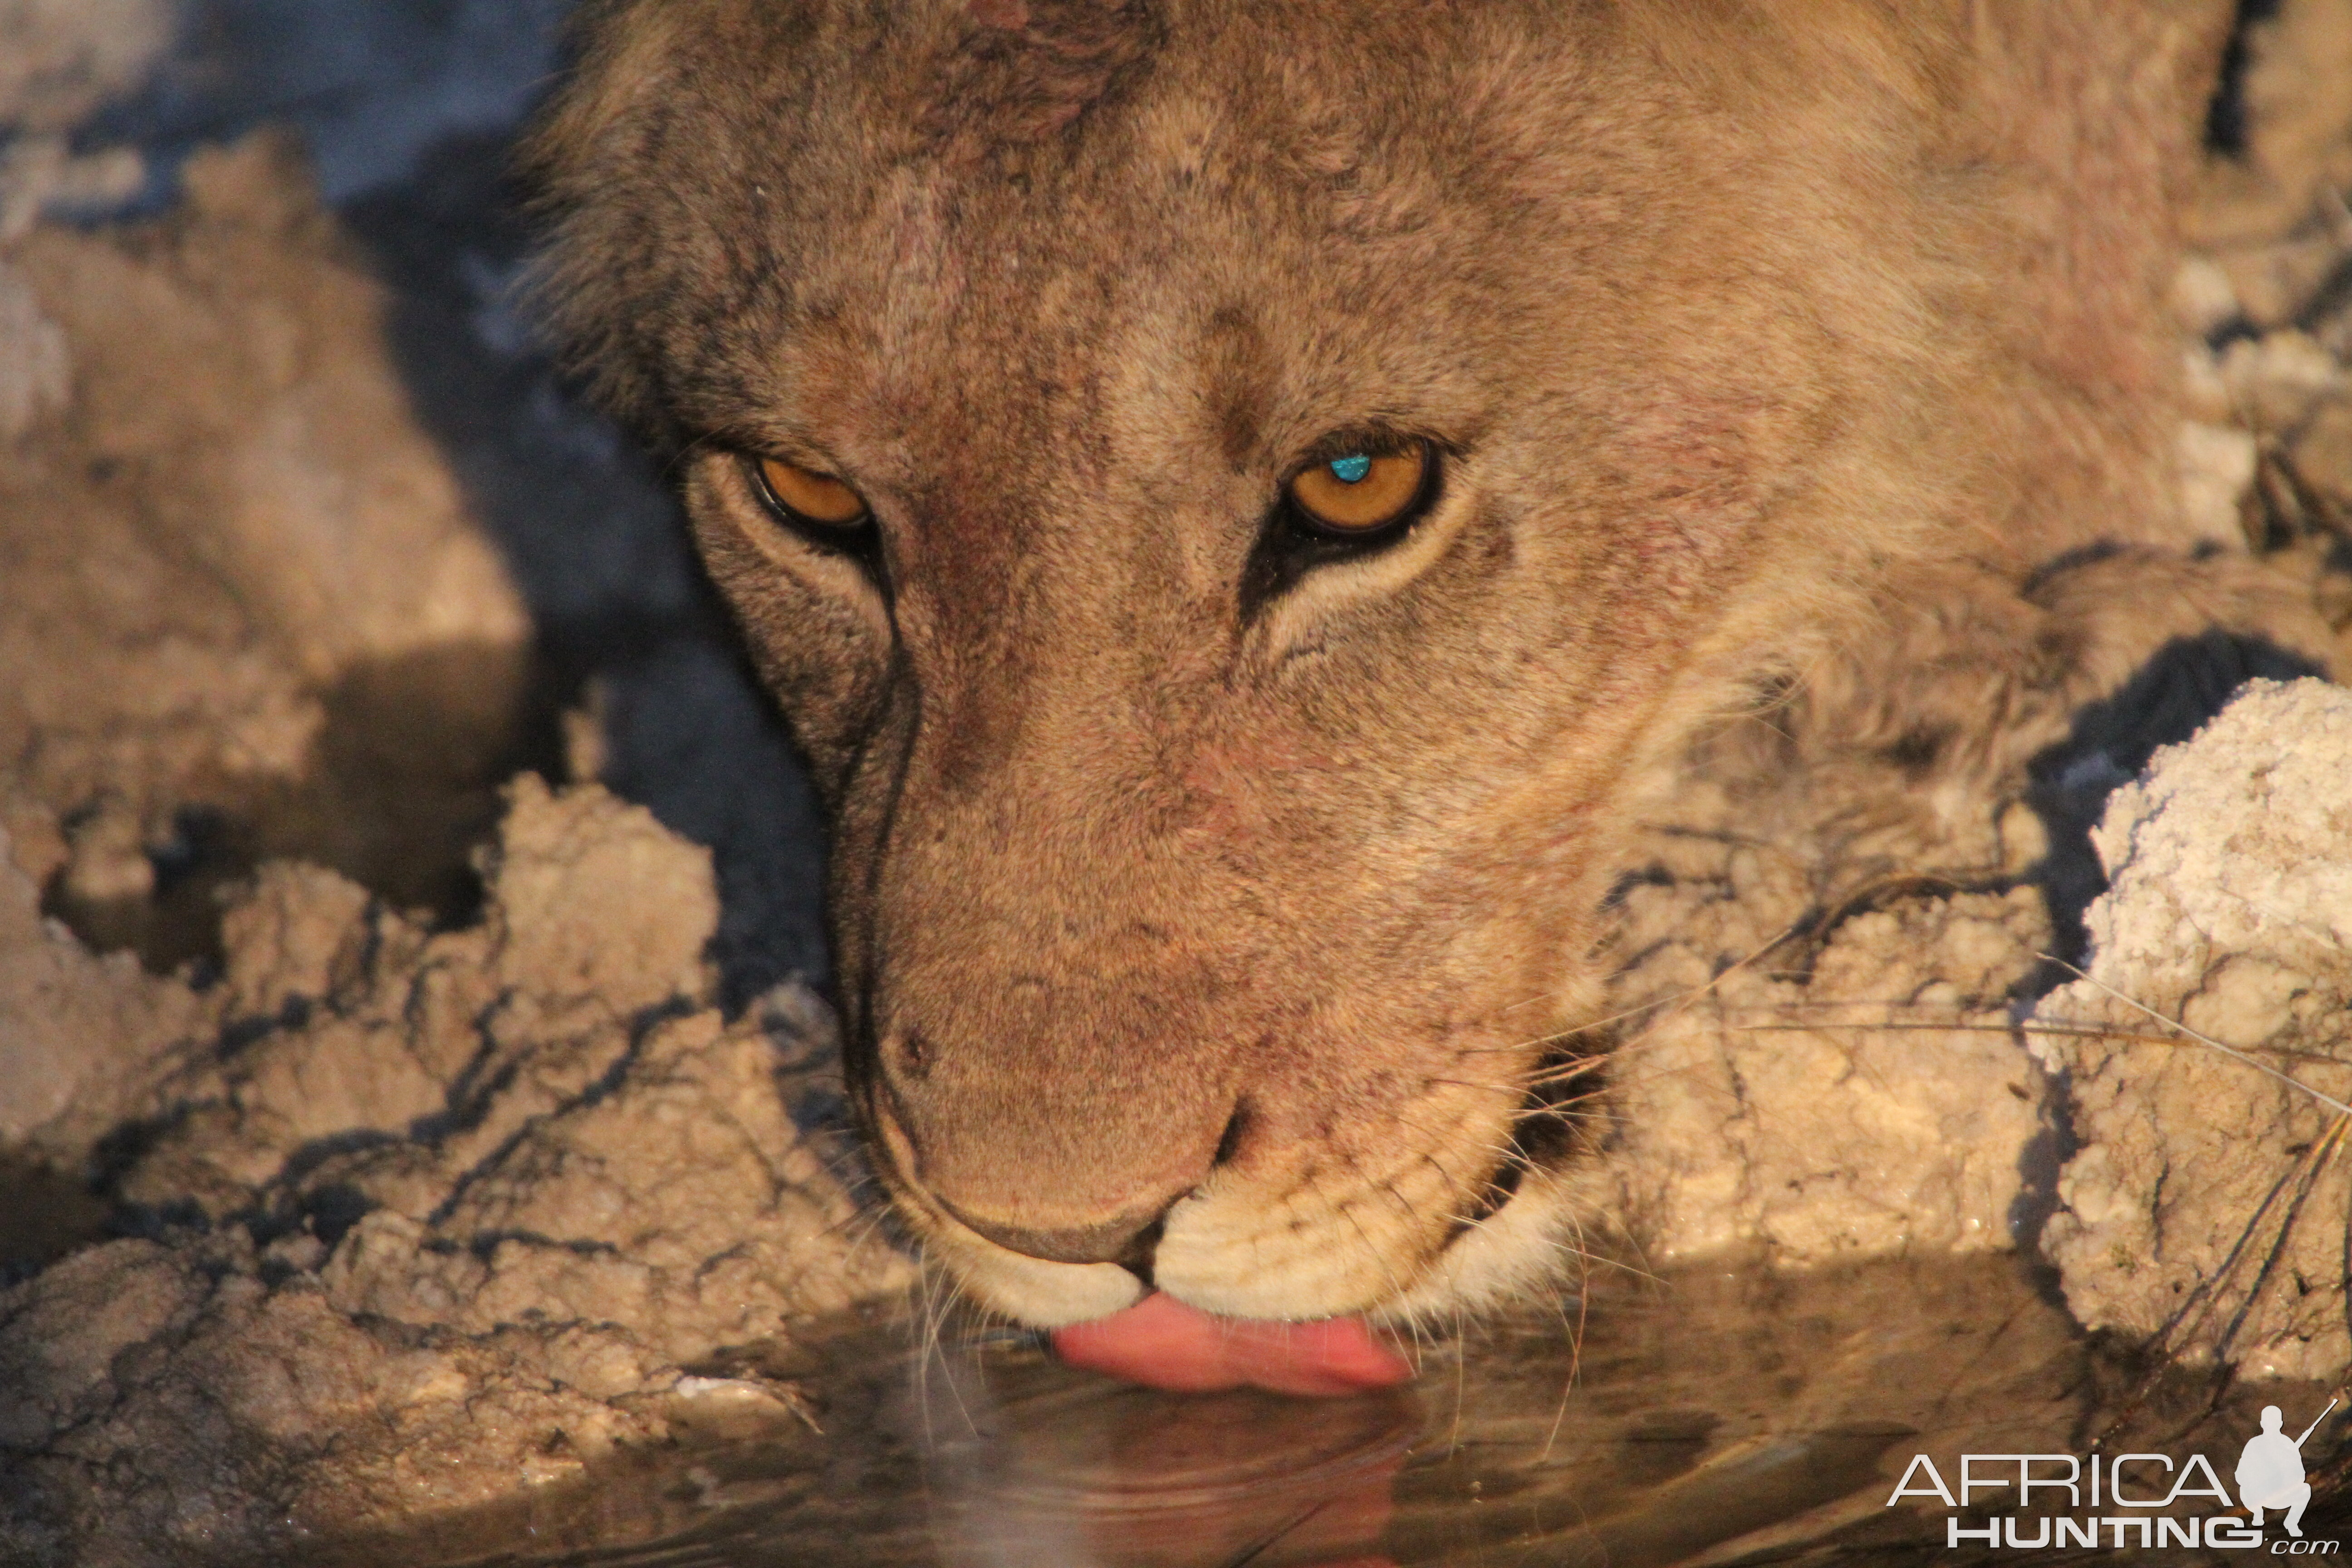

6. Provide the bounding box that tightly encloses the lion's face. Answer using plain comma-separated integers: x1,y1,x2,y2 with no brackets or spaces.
528,0,1980,1327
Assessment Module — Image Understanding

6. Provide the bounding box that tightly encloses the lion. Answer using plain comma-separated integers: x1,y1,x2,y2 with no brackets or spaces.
522,0,2339,1386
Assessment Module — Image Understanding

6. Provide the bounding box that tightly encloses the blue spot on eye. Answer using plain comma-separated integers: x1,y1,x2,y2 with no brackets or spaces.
1328,454,1372,484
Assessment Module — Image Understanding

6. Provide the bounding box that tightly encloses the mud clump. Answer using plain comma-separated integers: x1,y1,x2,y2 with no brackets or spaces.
1597,870,2052,1269
0,129,537,974
0,779,913,1565
2030,679,2352,1380
1584,673,2352,1356
0,822,203,1161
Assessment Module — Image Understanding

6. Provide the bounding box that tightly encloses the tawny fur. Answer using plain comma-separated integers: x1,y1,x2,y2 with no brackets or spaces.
523,0,2338,1328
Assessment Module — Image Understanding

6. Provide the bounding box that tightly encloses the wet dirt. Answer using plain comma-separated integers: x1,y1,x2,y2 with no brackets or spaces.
0,780,913,1565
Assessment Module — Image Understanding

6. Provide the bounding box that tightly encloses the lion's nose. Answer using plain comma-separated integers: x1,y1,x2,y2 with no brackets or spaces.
869,1074,1242,1273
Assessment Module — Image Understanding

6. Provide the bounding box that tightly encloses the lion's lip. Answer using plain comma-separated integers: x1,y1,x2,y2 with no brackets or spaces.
1048,1290,1415,1396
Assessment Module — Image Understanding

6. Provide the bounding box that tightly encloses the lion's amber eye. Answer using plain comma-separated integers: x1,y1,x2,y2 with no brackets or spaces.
753,455,869,527
1286,441,1431,534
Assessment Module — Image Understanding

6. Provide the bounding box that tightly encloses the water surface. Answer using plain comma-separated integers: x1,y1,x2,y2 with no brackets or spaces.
337,1254,2348,1567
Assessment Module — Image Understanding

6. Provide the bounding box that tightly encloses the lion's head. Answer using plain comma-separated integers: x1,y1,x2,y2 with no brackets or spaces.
524,0,2018,1332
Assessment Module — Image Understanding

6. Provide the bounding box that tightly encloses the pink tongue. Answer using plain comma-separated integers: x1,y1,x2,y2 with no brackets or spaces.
1049,1291,1414,1397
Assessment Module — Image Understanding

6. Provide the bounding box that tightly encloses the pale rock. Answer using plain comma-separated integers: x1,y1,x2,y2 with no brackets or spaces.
2031,679,2352,1380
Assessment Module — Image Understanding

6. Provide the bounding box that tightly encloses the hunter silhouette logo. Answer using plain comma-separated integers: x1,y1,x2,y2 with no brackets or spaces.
2241,1400,2337,1539
1887,1398,2342,1551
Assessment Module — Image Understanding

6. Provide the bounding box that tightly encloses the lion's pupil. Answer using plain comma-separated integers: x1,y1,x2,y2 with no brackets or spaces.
1329,454,1372,484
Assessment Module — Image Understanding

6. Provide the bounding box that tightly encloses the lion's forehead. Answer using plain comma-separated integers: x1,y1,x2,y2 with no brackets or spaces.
652,6,1601,460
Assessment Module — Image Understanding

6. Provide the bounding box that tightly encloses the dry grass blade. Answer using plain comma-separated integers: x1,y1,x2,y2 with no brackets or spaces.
2029,960,2352,1449
2051,960,2352,1120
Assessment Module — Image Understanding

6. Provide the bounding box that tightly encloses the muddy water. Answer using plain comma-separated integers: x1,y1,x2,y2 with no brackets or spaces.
334,1253,2347,1568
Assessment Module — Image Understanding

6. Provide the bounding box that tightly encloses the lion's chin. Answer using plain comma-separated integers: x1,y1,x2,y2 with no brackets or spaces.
1050,1291,1414,1396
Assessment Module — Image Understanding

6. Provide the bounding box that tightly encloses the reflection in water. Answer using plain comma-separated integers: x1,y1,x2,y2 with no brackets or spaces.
384,1254,2343,1568
928,1373,1416,1567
